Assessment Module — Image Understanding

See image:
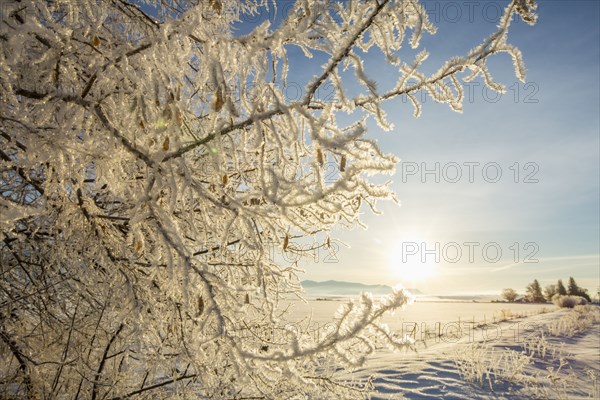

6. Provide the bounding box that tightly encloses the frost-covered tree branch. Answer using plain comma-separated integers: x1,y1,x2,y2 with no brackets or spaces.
0,0,536,397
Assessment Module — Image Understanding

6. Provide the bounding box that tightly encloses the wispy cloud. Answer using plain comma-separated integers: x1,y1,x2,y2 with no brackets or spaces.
491,254,600,273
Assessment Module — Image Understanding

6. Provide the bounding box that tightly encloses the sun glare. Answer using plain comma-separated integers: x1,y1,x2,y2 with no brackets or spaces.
389,231,439,285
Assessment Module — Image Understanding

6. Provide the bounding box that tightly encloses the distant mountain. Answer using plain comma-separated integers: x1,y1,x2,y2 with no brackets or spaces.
301,280,422,297
432,294,502,302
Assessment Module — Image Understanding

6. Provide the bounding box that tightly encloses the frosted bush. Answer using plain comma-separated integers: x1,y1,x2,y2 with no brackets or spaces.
552,294,588,308
0,0,537,397
456,306,599,398
547,305,600,337
454,344,533,390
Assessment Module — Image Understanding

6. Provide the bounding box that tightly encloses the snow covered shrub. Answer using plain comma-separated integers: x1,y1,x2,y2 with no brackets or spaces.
547,305,600,337
454,344,532,390
552,294,588,308
0,0,536,398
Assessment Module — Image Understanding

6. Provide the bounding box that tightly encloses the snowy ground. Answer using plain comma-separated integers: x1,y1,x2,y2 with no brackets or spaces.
287,300,600,399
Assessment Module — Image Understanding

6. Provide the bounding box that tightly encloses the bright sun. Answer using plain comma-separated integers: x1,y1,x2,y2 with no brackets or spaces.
389,231,439,284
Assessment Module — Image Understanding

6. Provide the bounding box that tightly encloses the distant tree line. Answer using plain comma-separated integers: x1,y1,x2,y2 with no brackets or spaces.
501,277,592,303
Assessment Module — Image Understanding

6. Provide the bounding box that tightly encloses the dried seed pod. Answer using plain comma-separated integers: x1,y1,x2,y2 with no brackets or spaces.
175,109,183,126
210,0,222,14
215,89,224,111
340,155,347,172
197,296,204,316
316,148,324,166
162,136,170,151
283,234,289,251
134,239,143,254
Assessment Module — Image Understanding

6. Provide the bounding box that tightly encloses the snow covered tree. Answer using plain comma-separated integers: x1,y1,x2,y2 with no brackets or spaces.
501,288,518,302
567,277,591,301
567,277,579,295
525,279,545,303
543,284,558,302
557,279,568,296
0,0,537,397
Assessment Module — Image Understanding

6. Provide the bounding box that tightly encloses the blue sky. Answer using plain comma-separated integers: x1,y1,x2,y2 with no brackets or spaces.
275,0,600,296
140,1,599,296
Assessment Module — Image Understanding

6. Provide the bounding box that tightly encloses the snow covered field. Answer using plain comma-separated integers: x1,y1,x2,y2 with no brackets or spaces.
286,299,556,329
285,299,600,399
